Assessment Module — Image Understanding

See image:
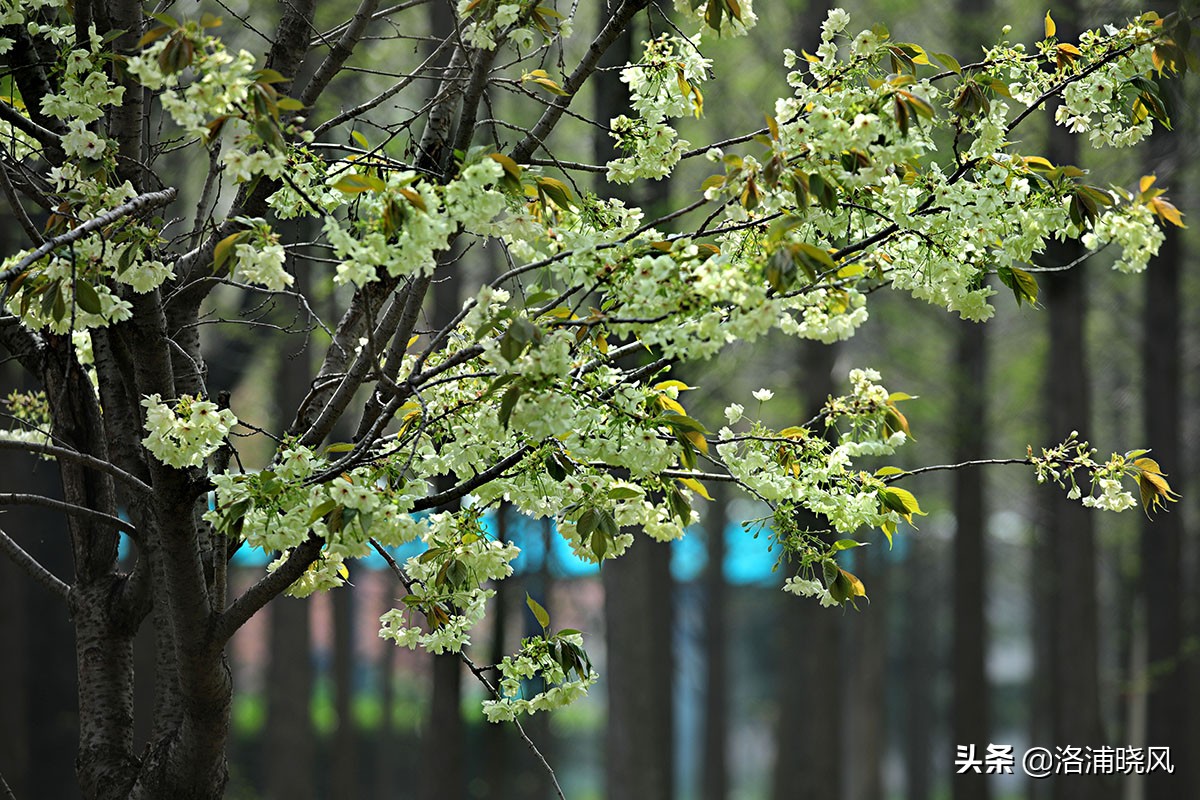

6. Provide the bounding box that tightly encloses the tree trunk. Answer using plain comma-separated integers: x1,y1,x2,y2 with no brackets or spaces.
952,318,990,800
701,484,730,800
847,545,887,800
771,340,840,800
265,598,315,800
950,0,993,794
604,537,675,800
1042,7,1115,786
332,585,359,800
1140,115,1187,799
904,536,935,800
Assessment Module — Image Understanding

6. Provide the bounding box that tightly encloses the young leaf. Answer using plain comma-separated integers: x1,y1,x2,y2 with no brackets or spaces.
526,593,551,630
677,477,713,501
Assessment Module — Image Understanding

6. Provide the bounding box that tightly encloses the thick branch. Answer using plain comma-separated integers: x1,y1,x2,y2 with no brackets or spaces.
264,0,317,94
299,275,426,447
0,525,70,600
213,535,324,642
0,188,178,286
298,0,383,108
509,0,650,163
0,438,151,493
410,445,534,512
0,493,138,537
0,98,59,148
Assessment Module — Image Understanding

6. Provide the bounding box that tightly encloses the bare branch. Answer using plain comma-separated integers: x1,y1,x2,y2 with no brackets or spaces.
882,458,1031,482
0,188,178,286
509,0,650,163
0,525,70,601
0,99,60,147
315,0,432,41
0,438,152,494
299,0,383,108
0,160,43,245
0,493,138,537
312,32,456,136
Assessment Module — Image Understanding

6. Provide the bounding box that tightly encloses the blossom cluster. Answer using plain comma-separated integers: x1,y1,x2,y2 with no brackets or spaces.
141,394,238,469
481,631,599,722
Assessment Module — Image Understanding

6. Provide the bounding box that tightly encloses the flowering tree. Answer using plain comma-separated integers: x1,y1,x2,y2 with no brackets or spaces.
0,0,1187,796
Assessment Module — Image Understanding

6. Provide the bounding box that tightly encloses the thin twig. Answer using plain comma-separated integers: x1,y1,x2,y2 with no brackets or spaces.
370,539,567,800
0,767,17,800
0,160,42,245
883,457,1030,482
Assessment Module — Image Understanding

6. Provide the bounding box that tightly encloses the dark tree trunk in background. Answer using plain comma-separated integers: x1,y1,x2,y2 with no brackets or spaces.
951,322,990,800
420,654,464,800
480,507,512,798
332,587,358,800
771,3,841,794
772,340,840,800
951,0,993,796
847,545,887,800
265,265,316,800
604,538,675,800
594,6,675,798
1141,117,1188,798
418,0,468,778
264,599,314,800
514,519,554,800
1042,5,1114,791
701,483,730,800
374,606,398,799
12,456,80,799
904,536,935,800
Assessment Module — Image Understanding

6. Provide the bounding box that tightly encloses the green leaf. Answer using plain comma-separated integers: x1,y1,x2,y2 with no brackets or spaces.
931,51,961,74
832,539,867,551
535,176,576,209
498,385,522,429
74,280,102,315
333,173,387,194
591,530,609,560
577,508,599,537
879,486,927,525
308,498,338,524
997,265,1039,307
254,68,289,85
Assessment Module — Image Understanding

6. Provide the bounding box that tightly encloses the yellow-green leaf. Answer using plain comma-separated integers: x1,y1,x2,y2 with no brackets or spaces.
677,477,713,501
333,173,386,194
526,593,551,629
